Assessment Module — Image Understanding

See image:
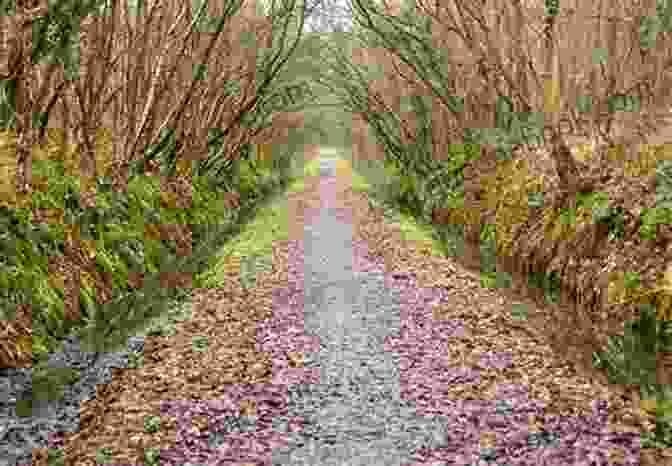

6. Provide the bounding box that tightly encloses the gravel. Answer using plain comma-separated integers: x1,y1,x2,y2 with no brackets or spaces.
267,197,453,466
0,333,150,466
0,157,643,466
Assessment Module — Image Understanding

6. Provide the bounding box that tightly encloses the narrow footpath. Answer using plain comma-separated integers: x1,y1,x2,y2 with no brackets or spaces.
38,146,660,466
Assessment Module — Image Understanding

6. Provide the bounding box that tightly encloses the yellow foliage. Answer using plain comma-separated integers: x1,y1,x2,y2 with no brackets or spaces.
70,127,116,179
541,198,598,246
656,263,672,321
335,158,352,178
64,223,80,245
160,188,180,209
543,77,561,115
573,140,672,179
618,143,672,178
605,264,672,322
220,254,242,277
257,143,273,163
480,156,545,257
79,269,95,293
606,271,633,307
80,238,97,260
15,335,32,357
412,240,435,257
49,271,66,292
571,142,596,164
175,156,193,179
40,208,65,225
0,127,117,210
144,224,162,242
639,397,659,417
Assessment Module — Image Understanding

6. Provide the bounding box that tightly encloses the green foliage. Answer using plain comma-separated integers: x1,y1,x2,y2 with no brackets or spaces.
575,93,593,114
544,0,560,18
527,269,562,305
19,147,297,402
142,447,162,466
527,191,546,209
30,0,93,84
235,158,264,200
607,92,641,114
478,223,510,289
0,199,82,356
15,365,82,417
45,448,65,466
95,446,113,465
465,112,546,155
640,14,663,51
574,190,618,225
0,77,17,129
191,335,210,353
640,160,672,240
657,0,672,32
239,252,273,291
510,303,530,321
639,206,671,241
642,412,672,450
655,159,672,209
260,80,315,112
0,132,292,366
593,303,664,398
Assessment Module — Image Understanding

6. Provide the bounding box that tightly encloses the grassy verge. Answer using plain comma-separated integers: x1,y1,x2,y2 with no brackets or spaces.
332,148,449,259
74,150,331,346
193,152,327,290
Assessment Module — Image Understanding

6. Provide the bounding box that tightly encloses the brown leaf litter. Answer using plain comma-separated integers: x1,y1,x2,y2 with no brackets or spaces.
31,146,669,466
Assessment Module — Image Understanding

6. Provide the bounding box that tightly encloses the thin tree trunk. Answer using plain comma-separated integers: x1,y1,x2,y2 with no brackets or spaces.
14,23,35,198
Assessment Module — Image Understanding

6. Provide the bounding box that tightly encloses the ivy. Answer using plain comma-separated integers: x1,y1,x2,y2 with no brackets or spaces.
544,0,560,18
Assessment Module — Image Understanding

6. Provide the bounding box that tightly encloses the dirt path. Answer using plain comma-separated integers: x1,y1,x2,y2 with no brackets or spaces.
34,145,665,466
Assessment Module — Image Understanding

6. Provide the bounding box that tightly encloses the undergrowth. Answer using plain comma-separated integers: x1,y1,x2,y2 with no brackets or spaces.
348,142,672,451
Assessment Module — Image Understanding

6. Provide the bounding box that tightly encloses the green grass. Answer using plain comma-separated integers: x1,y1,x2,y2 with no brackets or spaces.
193,151,332,289
190,147,444,294
332,150,448,258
